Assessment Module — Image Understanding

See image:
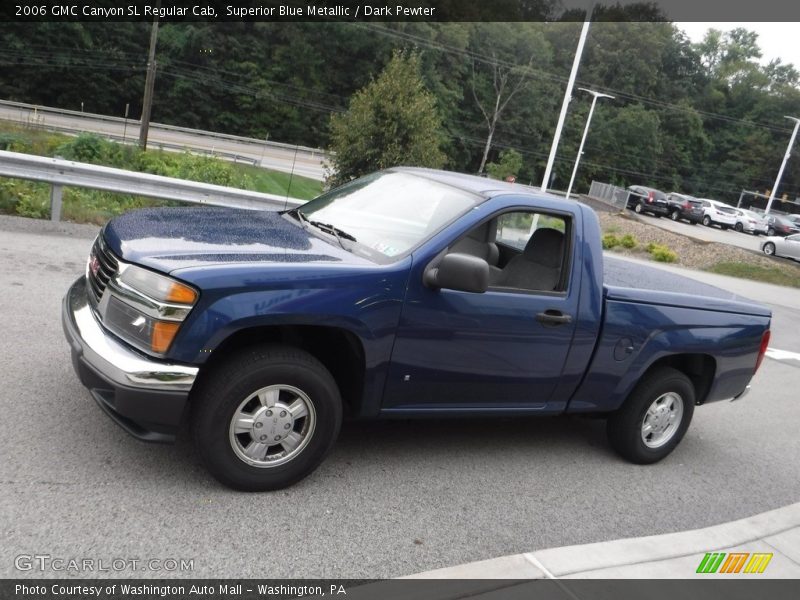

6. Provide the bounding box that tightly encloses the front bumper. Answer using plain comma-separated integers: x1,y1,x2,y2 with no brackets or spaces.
62,277,198,443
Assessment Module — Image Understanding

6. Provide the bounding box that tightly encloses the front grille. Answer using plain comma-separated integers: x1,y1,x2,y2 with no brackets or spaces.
87,235,119,306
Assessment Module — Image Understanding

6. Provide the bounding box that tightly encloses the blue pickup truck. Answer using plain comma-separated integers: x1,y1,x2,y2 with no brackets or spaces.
63,168,772,491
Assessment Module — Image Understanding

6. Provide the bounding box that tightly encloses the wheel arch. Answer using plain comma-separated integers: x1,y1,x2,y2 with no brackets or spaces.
194,324,367,417
636,353,716,405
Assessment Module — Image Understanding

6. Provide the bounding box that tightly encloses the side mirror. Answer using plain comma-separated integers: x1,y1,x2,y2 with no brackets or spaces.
424,252,489,294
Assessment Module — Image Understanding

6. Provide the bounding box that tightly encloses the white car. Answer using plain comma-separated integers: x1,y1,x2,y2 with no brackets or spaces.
700,199,737,230
761,234,800,261
733,208,769,235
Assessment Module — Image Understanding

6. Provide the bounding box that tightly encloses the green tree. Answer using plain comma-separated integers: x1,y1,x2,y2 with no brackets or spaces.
486,149,524,180
327,50,446,186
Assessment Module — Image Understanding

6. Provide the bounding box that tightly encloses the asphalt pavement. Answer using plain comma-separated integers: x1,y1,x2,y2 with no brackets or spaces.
1,214,798,579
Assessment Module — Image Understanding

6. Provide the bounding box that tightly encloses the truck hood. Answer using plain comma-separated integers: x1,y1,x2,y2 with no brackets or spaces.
102,206,370,273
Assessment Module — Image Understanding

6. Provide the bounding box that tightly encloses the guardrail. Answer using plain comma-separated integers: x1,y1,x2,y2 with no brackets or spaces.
0,99,329,160
0,149,304,221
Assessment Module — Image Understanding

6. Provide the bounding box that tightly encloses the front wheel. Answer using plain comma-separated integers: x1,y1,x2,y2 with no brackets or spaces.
763,242,776,256
191,344,342,491
607,367,695,464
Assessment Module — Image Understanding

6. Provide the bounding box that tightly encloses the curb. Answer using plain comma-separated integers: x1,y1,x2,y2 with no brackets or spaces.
405,503,800,579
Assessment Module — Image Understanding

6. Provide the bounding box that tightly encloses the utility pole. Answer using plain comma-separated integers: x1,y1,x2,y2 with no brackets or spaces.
541,9,593,193
764,116,800,215
565,88,614,200
138,5,160,150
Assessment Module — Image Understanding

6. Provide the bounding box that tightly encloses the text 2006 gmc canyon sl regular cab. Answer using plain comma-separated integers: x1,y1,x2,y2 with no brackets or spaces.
63,168,772,491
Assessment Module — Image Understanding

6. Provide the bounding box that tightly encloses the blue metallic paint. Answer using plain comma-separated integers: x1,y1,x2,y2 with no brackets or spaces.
99,186,771,420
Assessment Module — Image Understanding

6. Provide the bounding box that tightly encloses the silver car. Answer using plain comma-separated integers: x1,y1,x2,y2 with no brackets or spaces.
734,208,768,235
761,233,800,261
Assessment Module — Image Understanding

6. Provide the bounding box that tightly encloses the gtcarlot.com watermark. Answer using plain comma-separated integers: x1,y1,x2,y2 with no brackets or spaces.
15,554,194,573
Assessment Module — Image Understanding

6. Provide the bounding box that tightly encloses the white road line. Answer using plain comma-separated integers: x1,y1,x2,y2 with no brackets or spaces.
765,348,800,362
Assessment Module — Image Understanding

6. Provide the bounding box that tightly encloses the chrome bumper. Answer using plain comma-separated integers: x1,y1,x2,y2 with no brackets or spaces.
63,277,197,392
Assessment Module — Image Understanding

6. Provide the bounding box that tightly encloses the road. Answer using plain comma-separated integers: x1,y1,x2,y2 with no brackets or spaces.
0,102,326,181
1,215,799,579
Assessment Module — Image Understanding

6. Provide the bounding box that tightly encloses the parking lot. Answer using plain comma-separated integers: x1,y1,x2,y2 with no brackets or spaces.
2,215,799,579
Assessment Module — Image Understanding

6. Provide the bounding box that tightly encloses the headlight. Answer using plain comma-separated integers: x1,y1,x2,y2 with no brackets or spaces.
119,264,198,305
105,265,198,355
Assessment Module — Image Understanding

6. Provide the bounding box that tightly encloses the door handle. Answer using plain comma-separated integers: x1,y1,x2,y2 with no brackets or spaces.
536,310,573,326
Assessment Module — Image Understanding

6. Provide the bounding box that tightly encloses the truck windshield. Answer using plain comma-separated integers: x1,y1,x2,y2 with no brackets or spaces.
295,171,481,261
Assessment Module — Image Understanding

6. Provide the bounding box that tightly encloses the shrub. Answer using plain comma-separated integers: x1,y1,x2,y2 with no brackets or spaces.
620,234,637,249
647,242,678,263
602,233,620,249
56,133,110,163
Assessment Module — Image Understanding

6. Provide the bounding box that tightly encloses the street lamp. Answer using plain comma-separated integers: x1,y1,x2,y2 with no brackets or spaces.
764,116,800,215
565,88,614,200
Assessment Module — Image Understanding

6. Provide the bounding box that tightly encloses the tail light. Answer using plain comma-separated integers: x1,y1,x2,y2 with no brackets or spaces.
755,330,770,373
647,192,654,203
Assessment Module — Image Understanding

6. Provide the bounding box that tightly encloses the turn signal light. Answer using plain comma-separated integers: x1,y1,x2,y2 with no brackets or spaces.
165,282,198,304
152,321,181,354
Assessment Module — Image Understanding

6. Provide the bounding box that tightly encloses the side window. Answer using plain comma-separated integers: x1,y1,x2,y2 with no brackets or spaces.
492,211,570,293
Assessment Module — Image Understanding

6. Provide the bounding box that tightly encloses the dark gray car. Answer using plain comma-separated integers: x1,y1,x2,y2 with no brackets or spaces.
627,186,669,217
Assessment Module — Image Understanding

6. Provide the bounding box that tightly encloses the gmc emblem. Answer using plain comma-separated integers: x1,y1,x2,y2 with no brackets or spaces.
89,255,100,277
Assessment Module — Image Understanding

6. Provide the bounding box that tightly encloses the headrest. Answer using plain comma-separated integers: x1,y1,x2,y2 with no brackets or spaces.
523,228,564,268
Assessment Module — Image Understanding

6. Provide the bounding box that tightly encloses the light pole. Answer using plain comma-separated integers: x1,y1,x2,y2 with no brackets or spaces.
565,88,614,200
764,116,800,215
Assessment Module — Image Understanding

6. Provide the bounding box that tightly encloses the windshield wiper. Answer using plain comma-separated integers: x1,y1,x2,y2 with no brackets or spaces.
285,207,309,229
308,220,357,248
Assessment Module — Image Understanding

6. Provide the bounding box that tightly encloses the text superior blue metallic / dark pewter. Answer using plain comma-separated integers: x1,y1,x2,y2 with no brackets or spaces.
62,168,772,491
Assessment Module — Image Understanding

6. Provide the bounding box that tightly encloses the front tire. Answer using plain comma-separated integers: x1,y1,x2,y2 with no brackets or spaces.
191,344,342,491
763,242,776,256
607,367,695,464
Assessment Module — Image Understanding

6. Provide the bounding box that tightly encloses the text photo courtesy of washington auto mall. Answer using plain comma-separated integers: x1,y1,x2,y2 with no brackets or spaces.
1,1,800,599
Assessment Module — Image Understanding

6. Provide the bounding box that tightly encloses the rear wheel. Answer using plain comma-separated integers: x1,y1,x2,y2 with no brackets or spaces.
191,344,342,491
768,227,776,236
763,242,776,256
670,211,680,221
607,367,695,464
702,216,711,227
634,203,643,214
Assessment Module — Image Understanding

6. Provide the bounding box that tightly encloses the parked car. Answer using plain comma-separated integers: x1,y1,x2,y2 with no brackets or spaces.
785,214,800,228
765,215,800,237
733,208,769,235
62,168,772,491
666,193,704,224
626,185,669,217
699,199,737,229
761,233,800,261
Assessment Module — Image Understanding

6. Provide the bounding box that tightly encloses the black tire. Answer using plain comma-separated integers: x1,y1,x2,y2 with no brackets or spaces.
606,366,695,464
702,216,711,227
734,222,743,232
768,227,776,236
634,203,643,214
191,344,342,491
670,211,680,221
763,242,776,256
